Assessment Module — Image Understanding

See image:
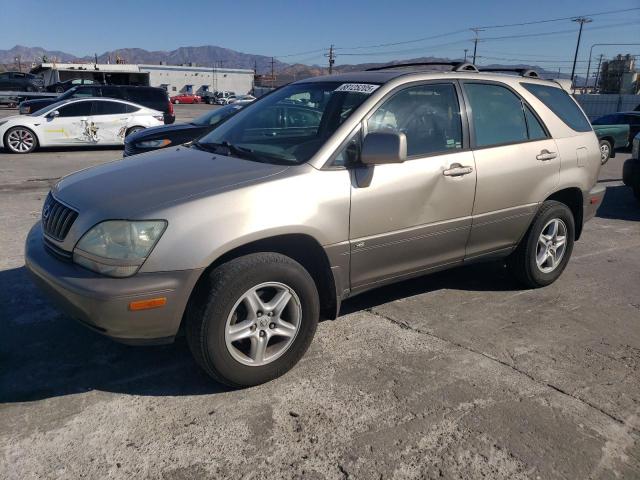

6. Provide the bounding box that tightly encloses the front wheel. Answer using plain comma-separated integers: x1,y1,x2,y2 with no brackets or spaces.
4,126,38,154
507,201,575,288
185,253,319,387
599,140,612,164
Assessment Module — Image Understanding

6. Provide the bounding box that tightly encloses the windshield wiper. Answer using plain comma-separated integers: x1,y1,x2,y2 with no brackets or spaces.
192,141,257,160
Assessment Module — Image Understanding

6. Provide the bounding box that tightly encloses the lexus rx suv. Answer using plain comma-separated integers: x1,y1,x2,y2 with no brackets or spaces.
25,63,605,387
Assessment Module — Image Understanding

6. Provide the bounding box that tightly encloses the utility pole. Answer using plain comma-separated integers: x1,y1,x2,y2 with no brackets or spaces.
14,56,21,72
470,28,483,64
557,67,561,79
464,49,468,62
593,54,604,92
270,57,275,88
325,45,336,74
570,17,592,90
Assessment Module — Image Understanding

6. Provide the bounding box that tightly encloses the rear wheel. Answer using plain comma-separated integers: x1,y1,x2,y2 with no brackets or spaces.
125,126,144,137
599,140,612,164
507,201,575,288
174,99,180,104
4,126,38,154
186,252,319,387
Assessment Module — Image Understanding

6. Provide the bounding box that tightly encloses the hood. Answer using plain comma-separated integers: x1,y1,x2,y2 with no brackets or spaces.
54,146,290,217
126,122,203,143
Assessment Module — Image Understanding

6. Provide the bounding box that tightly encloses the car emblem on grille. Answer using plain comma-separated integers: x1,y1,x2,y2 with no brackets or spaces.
42,204,51,219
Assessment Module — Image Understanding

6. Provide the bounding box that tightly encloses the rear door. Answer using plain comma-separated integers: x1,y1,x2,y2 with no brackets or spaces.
90,100,131,144
41,100,94,145
461,81,559,258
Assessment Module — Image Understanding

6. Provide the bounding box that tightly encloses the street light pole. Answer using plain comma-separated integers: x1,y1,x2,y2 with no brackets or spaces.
570,17,592,89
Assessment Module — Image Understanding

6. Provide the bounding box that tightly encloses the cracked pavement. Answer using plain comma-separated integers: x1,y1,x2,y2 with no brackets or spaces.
1,104,639,479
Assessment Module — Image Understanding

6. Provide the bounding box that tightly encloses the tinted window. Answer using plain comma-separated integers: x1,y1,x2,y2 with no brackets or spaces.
101,86,127,100
524,105,548,140
368,83,463,157
58,101,92,117
522,83,592,132
92,101,128,115
69,86,98,98
125,104,141,113
464,83,528,147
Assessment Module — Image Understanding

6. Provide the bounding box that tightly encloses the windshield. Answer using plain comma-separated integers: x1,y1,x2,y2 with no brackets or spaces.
192,104,242,126
196,82,377,164
30,99,72,116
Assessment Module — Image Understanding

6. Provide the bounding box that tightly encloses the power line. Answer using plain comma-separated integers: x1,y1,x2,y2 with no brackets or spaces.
474,7,640,29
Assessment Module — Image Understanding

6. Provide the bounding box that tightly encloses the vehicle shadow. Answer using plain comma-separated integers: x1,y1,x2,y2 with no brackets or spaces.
0,259,517,403
596,184,640,222
0,266,227,403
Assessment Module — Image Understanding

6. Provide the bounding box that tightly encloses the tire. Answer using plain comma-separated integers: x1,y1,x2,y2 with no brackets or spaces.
599,140,612,164
185,252,320,387
125,126,144,137
174,99,180,104
4,126,38,154
507,200,575,288
55,86,64,93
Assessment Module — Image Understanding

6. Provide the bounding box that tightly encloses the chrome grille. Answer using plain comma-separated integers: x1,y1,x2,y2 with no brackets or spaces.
42,193,78,241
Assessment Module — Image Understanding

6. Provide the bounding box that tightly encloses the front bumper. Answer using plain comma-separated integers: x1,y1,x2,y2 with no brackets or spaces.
25,223,204,345
583,184,606,223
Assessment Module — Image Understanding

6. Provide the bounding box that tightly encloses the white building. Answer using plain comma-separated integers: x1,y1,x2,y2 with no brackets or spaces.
31,62,255,95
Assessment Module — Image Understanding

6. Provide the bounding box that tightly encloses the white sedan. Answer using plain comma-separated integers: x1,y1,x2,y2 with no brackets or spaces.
0,97,164,153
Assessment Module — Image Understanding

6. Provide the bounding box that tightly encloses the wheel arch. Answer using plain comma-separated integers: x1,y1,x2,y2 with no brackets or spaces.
545,187,584,240
184,233,340,327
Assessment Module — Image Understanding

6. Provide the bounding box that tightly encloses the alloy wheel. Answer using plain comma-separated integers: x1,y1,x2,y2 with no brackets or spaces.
224,282,302,367
536,218,567,273
7,129,35,153
600,143,610,163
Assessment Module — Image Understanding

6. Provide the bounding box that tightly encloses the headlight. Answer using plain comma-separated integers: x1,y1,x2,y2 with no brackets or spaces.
136,139,171,148
73,220,167,277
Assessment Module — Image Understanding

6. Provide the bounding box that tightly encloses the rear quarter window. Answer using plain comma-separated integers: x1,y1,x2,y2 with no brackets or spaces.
521,83,592,132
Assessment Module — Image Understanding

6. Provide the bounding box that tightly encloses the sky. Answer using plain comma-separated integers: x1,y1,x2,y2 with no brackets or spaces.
1,0,639,76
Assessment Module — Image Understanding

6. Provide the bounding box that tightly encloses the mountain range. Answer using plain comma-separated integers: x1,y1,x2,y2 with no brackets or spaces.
0,44,580,83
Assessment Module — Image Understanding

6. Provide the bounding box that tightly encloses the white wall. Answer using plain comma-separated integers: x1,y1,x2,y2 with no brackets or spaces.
139,65,254,96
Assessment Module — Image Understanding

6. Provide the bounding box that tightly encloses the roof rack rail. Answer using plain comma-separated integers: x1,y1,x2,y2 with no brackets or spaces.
477,68,540,78
365,61,479,73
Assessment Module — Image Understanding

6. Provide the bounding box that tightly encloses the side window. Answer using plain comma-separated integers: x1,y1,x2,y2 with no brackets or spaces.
57,101,92,117
70,87,97,98
464,83,528,148
521,83,592,132
125,104,141,113
367,83,463,157
92,101,128,116
524,105,548,140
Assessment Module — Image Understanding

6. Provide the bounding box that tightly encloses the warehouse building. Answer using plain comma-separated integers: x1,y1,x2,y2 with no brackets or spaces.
30,62,255,95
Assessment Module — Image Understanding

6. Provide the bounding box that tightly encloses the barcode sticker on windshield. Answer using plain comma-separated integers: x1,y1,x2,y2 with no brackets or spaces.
335,83,380,94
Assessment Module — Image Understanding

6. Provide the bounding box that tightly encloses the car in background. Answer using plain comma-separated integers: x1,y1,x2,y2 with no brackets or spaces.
232,95,256,106
0,71,44,92
623,132,640,202
19,85,175,124
214,91,236,105
1,97,164,153
592,123,629,164
124,103,243,156
170,93,201,104
592,112,640,149
46,78,100,93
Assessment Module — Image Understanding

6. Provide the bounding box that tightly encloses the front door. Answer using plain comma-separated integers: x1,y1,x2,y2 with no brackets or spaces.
40,100,94,145
349,82,477,292
461,82,560,258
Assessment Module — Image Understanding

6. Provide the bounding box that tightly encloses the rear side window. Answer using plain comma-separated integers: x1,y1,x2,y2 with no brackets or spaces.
92,101,128,115
464,83,528,147
524,105,548,140
521,83,592,132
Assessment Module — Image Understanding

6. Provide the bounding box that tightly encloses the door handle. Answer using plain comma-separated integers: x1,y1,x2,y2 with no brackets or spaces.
443,163,474,177
536,149,557,161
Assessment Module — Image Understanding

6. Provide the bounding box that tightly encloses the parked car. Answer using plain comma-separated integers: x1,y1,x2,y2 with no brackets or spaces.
216,94,236,105
124,103,243,156
592,112,640,150
233,95,256,105
19,85,175,124
0,71,44,92
592,123,629,164
623,132,640,202
200,91,218,104
1,97,164,153
170,93,201,104
46,78,100,93
25,66,604,387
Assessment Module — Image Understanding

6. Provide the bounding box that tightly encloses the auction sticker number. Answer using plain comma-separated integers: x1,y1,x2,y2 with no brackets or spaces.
335,83,380,94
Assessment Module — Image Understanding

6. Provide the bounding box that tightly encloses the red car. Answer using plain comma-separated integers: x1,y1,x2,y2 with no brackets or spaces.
170,93,202,104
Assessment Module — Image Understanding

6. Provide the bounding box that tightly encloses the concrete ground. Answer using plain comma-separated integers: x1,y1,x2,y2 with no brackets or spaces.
0,103,639,480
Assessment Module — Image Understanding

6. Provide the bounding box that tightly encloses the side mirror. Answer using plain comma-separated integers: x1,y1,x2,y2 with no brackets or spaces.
47,110,60,119
361,131,407,165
